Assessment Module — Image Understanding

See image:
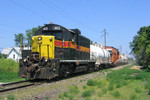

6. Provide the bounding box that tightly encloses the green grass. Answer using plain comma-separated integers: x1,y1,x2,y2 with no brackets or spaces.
7,94,15,100
57,64,150,100
69,85,79,95
82,89,93,97
0,58,23,82
111,90,121,98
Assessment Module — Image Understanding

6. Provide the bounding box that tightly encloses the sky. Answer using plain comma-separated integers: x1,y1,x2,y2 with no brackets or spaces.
0,0,150,57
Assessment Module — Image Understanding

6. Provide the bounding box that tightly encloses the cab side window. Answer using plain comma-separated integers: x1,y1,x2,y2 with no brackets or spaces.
71,32,76,42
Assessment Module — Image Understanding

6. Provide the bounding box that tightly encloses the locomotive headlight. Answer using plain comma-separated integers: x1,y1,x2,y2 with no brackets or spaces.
38,41,42,44
38,37,42,40
50,37,53,42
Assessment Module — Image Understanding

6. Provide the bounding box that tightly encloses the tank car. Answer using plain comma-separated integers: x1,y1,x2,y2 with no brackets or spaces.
18,23,95,79
90,43,111,69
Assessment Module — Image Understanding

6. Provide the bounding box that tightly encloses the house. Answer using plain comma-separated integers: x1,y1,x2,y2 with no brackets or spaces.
1,47,21,62
1,47,30,62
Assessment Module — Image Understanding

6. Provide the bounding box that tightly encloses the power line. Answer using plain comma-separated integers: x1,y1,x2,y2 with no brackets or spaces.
41,0,99,33
9,0,50,21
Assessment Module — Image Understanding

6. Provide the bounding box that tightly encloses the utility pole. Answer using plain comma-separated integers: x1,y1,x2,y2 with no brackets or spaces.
101,29,108,48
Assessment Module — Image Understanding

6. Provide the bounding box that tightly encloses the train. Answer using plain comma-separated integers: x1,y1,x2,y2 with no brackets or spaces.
18,23,128,79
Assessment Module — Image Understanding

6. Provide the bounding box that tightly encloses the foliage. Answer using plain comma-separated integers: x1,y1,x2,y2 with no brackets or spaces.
0,53,7,58
14,33,24,47
69,85,79,95
0,58,19,72
7,94,15,100
111,90,121,98
0,58,22,82
87,79,98,86
130,26,150,68
26,26,41,46
82,89,93,97
14,26,42,47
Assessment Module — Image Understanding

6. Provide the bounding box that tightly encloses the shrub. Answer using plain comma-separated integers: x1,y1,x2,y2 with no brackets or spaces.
83,85,87,89
112,91,121,98
63,92,69,97
135,88,142,93
116,83,122,88
87,79,97,86
69,85,79,95
82,90,93,97
108,83,114,91
68,95,74,100
58,94,64,99
7,94,15,100
130,94,137,100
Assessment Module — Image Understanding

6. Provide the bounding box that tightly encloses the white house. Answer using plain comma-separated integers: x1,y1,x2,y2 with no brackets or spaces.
1,47,21,62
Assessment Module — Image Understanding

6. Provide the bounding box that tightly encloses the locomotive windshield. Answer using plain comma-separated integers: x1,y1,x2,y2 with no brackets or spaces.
42,31,62,39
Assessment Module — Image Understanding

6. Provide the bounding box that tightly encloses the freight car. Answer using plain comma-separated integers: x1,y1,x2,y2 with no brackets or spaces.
105,46,128,66
19,23,95,79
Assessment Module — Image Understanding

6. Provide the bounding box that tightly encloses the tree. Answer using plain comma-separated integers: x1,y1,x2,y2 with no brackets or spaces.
130,26,150,68
14,33,24,47
14,25,42,47
26,26,42,46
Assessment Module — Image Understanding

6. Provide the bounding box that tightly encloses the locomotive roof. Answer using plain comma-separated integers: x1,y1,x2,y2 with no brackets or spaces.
35,23,90,40
39,23,81,34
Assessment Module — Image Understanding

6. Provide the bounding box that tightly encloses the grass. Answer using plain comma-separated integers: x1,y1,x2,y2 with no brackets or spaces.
82,89,93,97
0,58,23,82
111,90,121,98
57,64,150,100
7,94,15,100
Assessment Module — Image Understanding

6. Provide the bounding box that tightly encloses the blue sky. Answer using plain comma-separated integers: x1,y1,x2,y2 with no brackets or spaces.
0,0,150,57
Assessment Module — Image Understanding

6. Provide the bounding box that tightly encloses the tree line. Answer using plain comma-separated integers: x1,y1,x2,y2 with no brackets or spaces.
130,26,150,68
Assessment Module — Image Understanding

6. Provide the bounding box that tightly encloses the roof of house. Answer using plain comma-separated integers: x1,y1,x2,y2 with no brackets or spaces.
1,48,12,55
1,47,30,55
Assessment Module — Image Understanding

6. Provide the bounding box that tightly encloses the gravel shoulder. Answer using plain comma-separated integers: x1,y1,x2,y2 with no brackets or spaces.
0,64,130,100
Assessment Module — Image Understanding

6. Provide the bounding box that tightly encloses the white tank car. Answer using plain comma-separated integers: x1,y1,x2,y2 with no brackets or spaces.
119,54,128,64
90,44,110,66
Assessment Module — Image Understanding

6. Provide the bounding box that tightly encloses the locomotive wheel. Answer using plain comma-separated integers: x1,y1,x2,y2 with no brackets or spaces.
59,64,69,77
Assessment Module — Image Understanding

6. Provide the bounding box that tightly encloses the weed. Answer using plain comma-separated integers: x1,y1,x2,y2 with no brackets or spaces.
148,88,150,95
97,91,103,97
102,88,107,94
7,94,15,100
63,92,69,97
135,88,142,93
69,85,79,95
45,96,49,100
87,79,97,86
83,85,87,89
111,90,121,98
82,90,93,97
108,83,114,91
116,83,122,88
58,94,64,99
130,94,137,100
80,80,83,82
68,95,74,100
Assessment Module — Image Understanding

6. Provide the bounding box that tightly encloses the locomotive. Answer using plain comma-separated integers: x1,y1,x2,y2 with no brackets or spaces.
18,23,128,79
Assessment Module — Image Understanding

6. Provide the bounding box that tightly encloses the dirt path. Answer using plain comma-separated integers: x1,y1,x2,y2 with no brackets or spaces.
0,64,130,100
130,65,141,70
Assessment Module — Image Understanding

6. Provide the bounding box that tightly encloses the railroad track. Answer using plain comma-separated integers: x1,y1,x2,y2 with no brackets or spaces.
0,80,44,93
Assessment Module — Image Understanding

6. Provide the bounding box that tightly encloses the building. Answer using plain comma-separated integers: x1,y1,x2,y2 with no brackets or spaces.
1,47,21,62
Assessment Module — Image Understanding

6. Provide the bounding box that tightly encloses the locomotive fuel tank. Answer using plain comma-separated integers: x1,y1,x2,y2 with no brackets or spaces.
90,44,110,65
